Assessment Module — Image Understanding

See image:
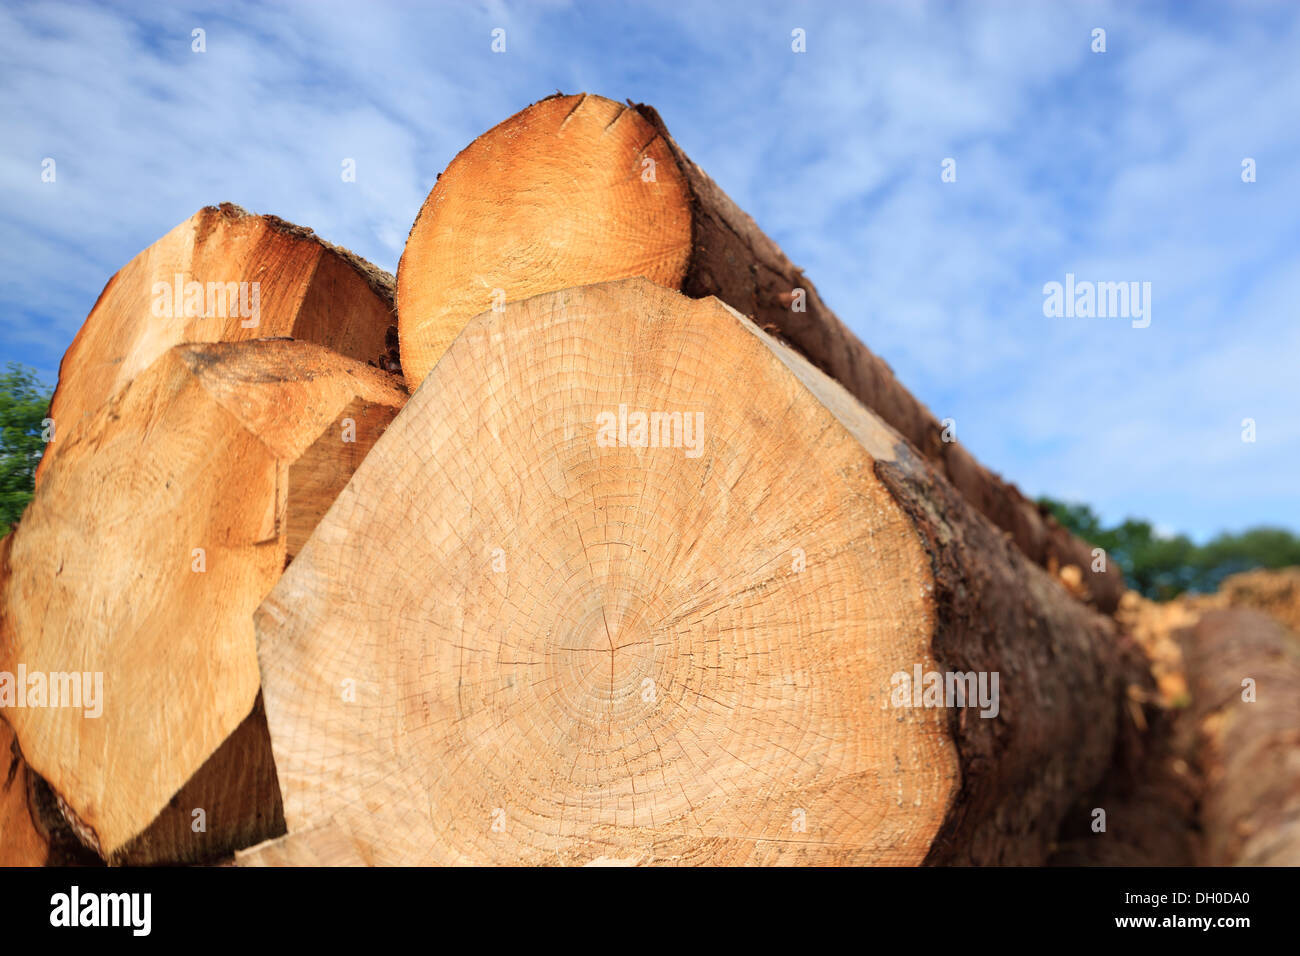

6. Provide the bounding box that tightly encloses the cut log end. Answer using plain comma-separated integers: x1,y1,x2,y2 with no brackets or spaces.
260,277,960,865
397,93,694,388
395,92,1125,615
3,340,404,862
38,203,400,484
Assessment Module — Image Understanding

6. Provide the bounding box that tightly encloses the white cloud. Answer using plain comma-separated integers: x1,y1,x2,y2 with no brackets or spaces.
0,0,1295,539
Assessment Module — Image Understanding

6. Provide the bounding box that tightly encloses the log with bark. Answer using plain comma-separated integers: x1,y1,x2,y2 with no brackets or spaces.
1,339,405,864
36,202,401,484
255,278,1136,865
397,92,1124,613
1182,608,1300,865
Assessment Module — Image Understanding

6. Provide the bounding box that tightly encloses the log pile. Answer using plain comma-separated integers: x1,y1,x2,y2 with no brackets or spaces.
4,338,403,863
3,210,404,865
250,278,1133,865
397,93,1125,613
37,202,400,484
1,94,1293,867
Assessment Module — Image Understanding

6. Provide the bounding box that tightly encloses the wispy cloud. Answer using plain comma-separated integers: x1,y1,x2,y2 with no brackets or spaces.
1,0,1295,539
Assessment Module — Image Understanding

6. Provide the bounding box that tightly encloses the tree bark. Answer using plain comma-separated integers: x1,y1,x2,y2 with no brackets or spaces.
37,202,401,484
397,92,1124,613
256,278,1132,865
2,339,404,863
1182,608,1300,865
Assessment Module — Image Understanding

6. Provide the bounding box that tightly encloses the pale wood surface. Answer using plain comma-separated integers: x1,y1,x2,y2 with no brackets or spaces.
396,93,1124,613
257,278,1126,865
260,278,952,864
3,340,404,862
38,202,398,484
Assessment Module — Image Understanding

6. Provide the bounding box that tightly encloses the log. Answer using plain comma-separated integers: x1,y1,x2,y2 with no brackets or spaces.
1218,567,1300,637
1045,672,1199,865
397,92,1124,613
1182,608,1300,865
256,278,1131,865
1,339,405,863
1,709,99,866
1,714,48,866
36,202,401,484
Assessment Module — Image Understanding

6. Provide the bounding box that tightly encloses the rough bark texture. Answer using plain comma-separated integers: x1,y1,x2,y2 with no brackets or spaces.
1182,609,1300,865
1043,591,1202,865
37,202,400,484
258,278,1128,865
872,436,1139,864
1047,719,1201,866
2,339,404,863
399,92,1123,613
1045,666,1200,865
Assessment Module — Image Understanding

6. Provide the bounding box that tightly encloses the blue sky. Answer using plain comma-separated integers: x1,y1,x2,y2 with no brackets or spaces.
1,0,1296,540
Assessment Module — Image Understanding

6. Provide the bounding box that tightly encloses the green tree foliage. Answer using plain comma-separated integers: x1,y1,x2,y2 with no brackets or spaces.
1039,496,1300,600
0,363,53,528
